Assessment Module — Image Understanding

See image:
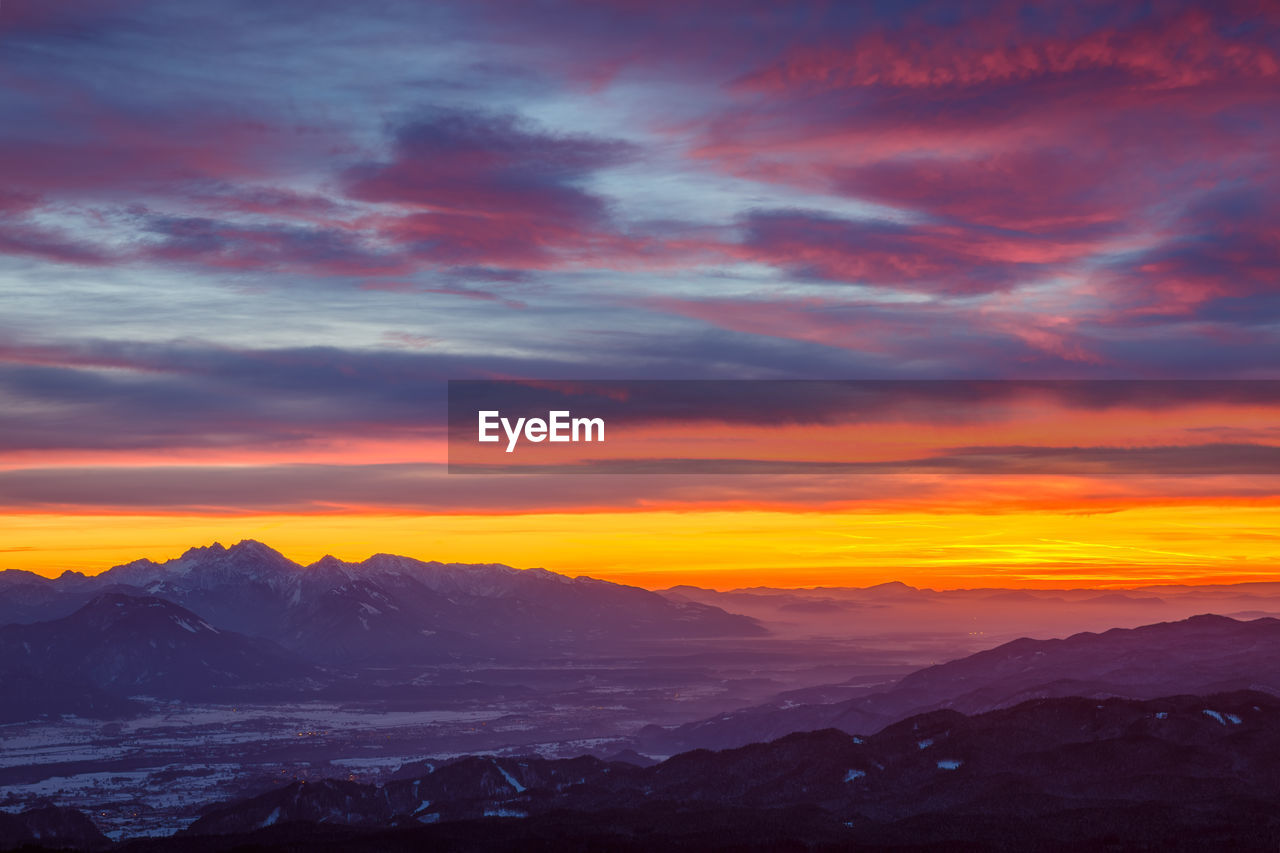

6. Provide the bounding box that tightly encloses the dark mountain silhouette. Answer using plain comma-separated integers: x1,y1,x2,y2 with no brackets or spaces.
0,806,108,851
0,594,317,718
0,570,84,626
165,692,1280,851
0,542,762,665
636,613,1280,754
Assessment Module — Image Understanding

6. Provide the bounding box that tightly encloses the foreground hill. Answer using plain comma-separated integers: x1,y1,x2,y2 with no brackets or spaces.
635,613,1280,754
113,691,1280,851
0,807,108,851
0,541,763,665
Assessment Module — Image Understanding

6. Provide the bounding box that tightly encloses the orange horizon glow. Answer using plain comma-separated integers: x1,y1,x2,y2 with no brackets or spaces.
5,499,1279,591
5,396,1280,590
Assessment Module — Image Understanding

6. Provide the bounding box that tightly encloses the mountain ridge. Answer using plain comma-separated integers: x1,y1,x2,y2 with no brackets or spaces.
171,690,1280,850
0,541,764,673
635,612,1280,755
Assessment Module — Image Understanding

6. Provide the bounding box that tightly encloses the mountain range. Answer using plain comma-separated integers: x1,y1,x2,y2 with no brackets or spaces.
0,541,760,662
115,691,1280,851
0,541,762,720
634,613,1280,754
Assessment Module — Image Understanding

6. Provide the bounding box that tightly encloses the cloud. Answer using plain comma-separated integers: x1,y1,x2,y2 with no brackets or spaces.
135,213,406,276
2,463,1279,515
1,0,1280,519
343,109,638,267
1099,182,1280,318
0,222,112,266
737,209,1071,294
0,342,462,452
736,9,1279,93
683,2,1280,307
828,150,1136,235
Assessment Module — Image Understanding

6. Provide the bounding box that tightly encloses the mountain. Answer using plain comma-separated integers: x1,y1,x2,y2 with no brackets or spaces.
281,550,766,663
0,594,318,717
635,613,1280,754
172,692,1280,850
95,541,306,636
0,806,108,851
0,571,87,625
0,542,303,630
658,580,1280,653
0,541,763,665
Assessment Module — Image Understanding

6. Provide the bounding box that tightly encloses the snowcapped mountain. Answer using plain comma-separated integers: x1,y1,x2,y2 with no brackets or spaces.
98,540,302,591
74,541,307,637
0,541,763,666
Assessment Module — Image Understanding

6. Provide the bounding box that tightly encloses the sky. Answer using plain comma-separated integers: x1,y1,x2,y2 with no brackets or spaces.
2,0,1279,587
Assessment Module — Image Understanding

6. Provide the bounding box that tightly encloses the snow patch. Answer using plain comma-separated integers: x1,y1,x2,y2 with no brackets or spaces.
483,807,527,818
493,760,527,793
936,759,963,770
917,738,933,750
1202,709,1242,725
843,769,865,782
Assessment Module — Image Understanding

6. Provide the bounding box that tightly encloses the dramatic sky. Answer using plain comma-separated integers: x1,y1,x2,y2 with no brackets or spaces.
2,0,1279,586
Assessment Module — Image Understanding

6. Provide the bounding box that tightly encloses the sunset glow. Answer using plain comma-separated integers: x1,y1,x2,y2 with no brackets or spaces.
6,495,1278,590
2,1,1278,591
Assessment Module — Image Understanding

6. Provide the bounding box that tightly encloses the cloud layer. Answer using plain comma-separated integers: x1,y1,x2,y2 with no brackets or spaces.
1,0,1278,527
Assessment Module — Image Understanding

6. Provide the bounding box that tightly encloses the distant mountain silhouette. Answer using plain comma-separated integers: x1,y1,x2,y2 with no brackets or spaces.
0,593,317,719
636,613,1280,754
174,691,1280,850
0,541,762,669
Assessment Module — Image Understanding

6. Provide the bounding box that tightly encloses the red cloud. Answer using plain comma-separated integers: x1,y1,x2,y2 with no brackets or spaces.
734,209,1095,294
341,110,637,267
736,10,1279,93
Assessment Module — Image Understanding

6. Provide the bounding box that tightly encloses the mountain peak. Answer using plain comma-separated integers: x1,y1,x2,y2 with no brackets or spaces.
1183,613,1244,625
178,542,227,560
75,592,218,634
173,540,287,563
865,580,917,592
174,540,293,569
227,539,283,559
